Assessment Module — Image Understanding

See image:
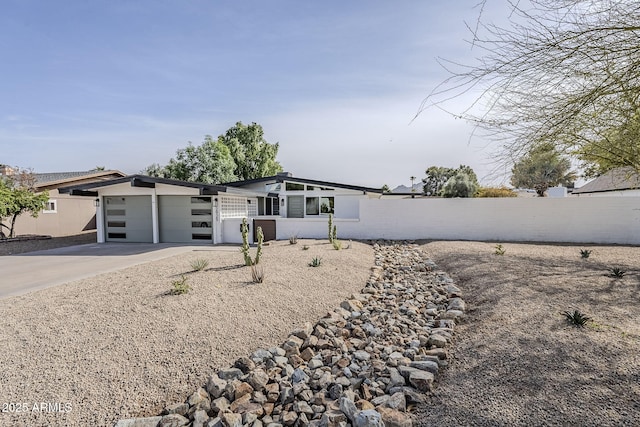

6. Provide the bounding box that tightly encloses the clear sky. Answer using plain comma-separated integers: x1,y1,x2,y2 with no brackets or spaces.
1,0,511,189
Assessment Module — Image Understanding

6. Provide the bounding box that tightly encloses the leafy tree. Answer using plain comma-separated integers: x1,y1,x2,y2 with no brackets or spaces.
420,0,640,175
441,171,479,198
144,136,237,184
218,122,283,180
144,122,282,183
0,169,49,239
423,165,478,196
510,143,576,196
575,109,640,178
381,184,390,193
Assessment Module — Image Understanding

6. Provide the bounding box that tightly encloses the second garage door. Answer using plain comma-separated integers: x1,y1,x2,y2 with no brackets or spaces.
158,196,213,243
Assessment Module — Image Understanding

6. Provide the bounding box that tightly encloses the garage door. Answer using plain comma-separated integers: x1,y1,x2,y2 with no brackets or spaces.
104,196,153,242
158,196,213,243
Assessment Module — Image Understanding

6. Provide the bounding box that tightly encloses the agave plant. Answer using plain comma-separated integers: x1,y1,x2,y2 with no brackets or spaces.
562,310,591,327
308,257,322,267
494,244,506,255
580,249,592,259
190,258,209,272
609,267,626,278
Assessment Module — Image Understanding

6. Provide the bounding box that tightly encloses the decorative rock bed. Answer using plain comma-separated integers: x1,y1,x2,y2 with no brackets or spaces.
115,242,465,427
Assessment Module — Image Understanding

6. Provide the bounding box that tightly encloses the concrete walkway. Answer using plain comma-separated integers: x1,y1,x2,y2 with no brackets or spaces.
0,243,239,299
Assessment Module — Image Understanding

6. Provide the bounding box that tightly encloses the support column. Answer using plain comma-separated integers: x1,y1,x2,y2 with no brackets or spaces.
96,197,105,243
151,192,159,244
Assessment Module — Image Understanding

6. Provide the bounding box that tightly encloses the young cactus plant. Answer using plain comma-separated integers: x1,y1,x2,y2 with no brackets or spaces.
328,213,334,243
240,218,253,266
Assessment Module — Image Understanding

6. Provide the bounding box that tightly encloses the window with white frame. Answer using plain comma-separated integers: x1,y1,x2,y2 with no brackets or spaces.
43,200,57,213
220,195,248,219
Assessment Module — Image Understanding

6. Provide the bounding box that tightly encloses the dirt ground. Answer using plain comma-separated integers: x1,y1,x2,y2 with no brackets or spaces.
414,240,640,426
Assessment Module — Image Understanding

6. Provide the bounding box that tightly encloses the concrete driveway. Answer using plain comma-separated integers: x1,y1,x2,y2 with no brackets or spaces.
0,243,239,299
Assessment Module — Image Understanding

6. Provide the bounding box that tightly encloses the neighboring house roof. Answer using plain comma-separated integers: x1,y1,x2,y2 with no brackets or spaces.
59,174,266,197
224,173,383,194
33,170,127,191
573,167,640,194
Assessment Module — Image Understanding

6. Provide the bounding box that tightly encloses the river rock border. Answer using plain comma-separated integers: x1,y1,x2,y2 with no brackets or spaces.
115,241,465,427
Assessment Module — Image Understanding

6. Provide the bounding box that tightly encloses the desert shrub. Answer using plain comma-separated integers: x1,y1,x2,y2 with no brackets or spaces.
289,235,298,245
190,258,209,272
494,244,506,255
609,267,626,278
441,171,478,198
308,257,322,267
562,310,591,327
250,264,265,283
302,245,310,251
332,239,342,250
580,249,592,259
476,187,517,197
170,276,191,295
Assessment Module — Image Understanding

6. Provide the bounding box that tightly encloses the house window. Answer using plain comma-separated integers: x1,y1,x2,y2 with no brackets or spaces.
305,196,334,216
43,200,57,213
320,197,334,214
265,197,280,215
285,182,304,191
305,197,319,215
191,209,210,216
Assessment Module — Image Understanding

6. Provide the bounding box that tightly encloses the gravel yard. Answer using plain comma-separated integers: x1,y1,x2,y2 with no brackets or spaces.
0,239,372,427
1,237,639,426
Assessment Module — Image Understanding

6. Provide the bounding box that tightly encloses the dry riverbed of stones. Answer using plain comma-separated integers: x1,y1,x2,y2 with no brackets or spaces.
115,242,466,427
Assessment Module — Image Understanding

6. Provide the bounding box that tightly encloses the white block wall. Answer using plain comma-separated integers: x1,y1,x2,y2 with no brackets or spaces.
271,197,640,245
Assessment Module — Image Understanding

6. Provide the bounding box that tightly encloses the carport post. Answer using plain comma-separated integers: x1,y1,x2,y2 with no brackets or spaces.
96,196,105,243
151,192,159,243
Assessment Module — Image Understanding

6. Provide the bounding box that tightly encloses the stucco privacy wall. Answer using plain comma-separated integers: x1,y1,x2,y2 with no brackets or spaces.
278,197,640,245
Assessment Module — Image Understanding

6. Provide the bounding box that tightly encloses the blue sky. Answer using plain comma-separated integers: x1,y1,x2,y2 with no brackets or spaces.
2,0,510,188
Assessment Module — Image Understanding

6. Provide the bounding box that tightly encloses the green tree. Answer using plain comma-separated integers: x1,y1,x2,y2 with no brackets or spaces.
575,109,640,178
420,0,640,175
381,184,390,193
510,143,576,196
218,122,283,180
0,169,49,239
423,165,478,196
441,171,479,198
144,135,237,184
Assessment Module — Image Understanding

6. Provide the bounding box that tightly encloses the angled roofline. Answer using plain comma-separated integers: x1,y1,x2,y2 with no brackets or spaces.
573,167,640,194
59,174,230,196
34,170,127,188
223,175,383,194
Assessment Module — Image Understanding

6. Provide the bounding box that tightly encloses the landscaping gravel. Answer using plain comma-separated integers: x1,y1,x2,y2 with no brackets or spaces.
0,240,372,426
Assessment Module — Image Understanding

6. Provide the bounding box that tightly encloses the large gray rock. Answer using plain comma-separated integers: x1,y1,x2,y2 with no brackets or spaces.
159,414,190,427
114,417,163,427
206,375,227,399
354,410,384,427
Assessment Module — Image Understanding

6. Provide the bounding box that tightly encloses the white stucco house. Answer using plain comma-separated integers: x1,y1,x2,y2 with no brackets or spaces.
60,172,383,245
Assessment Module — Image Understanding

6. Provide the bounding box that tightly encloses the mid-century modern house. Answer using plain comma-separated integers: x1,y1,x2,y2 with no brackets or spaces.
4,168,126,237
59,172,383,244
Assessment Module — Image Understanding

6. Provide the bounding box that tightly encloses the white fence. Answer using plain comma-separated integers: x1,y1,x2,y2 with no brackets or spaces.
274,197,640,245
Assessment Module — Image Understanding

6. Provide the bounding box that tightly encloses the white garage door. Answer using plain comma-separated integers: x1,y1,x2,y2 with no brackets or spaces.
104,196,153,242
